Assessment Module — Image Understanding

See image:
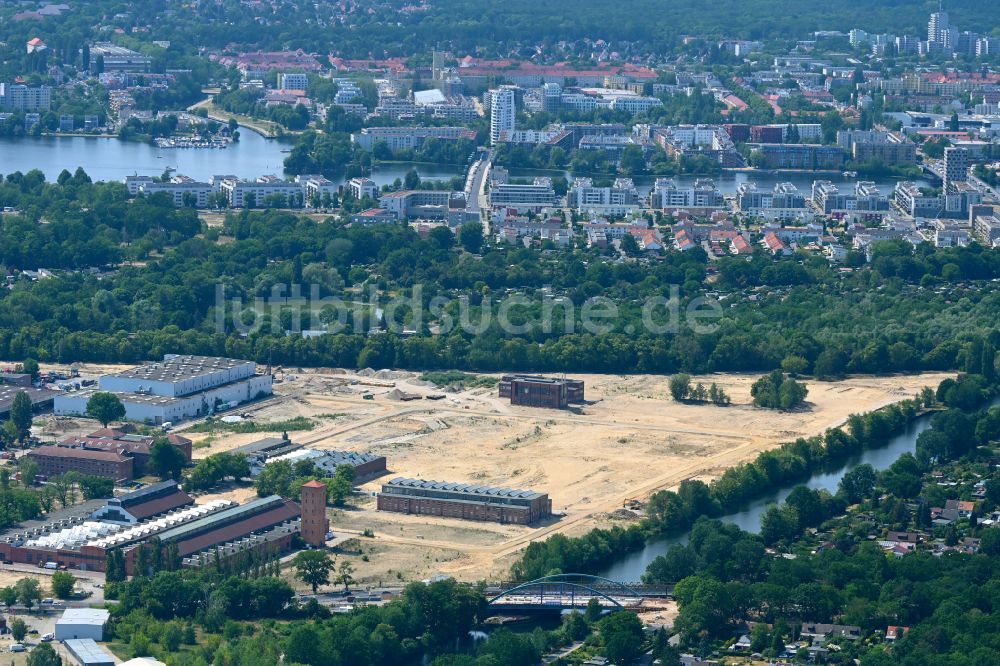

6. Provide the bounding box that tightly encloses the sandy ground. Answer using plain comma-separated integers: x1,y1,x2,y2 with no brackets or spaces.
223,368,947,583
27,361,950,583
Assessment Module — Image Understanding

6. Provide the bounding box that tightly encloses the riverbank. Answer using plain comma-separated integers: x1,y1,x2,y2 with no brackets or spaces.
187,96,285,138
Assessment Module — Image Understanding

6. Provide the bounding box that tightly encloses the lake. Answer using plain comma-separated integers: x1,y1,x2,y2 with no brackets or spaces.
0,131,295,182
0,134,926,196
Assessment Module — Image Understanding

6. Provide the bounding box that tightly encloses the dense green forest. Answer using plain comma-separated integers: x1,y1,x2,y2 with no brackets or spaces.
3,0,998,64
4,173,1000,378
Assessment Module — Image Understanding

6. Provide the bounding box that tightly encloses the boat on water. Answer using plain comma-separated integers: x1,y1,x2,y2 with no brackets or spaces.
842,170,857,177
154,136,231,149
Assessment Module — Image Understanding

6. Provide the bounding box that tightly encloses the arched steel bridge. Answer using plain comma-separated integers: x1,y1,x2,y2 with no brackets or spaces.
487,574,667,612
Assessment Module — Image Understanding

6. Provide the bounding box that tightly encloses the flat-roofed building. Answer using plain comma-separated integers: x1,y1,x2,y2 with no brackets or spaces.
56,609,110,641
89,43,152,72
278,73,308,90
498,375,585,409
216,176,305,208
139,178,214,207
296,174,338,204
101,355,256,397
650,178,725,212
55,354,271,425
567,177,640,215
0,385,55,419
348,176,379,200
488,178,558,212
748,143,846,169
974,214,1000,246
736,182,813,221
377,477,552,524
0,83,51,111
64,638,116,666
351,126,475,151
895,181,945,218
812,180,889,220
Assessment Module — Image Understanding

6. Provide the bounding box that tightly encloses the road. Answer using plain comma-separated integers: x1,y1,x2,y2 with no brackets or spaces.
968,169,1000,201
464,151,492,218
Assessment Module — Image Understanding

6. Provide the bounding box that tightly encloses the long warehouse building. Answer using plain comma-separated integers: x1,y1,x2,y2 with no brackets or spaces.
0,483,308,574
377,477,552,524
54,354,272,425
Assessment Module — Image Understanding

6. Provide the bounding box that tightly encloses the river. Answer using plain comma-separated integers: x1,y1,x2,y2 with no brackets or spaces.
0,135,927,195
597,406,951,582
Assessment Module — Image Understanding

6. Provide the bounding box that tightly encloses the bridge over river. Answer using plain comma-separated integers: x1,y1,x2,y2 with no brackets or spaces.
485,574,673,613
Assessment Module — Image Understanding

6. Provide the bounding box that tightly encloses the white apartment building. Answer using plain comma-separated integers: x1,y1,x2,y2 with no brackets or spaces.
217,176,305,208
140,179,214,207
609,96,662,114
567,177,640,215
650,178,725,210
296,174,338,203
348,177,379,200
351,126,475,151
735,182,813,221
488,177,557,211
278,73,309,90
489,87,517,146
0,83,51,111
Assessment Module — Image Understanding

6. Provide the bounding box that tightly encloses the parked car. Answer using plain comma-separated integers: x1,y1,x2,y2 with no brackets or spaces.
41,633,54,642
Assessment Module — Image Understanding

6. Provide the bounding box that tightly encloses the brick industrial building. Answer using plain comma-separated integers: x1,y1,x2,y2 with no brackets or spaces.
28,428,193,482
0,483,304,574
57,428,192,475
27,446,134,482
498,375,585,409
377,477,552,524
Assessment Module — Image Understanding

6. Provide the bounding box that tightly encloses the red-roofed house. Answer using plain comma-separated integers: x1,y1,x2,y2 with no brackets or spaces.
886,626,909,641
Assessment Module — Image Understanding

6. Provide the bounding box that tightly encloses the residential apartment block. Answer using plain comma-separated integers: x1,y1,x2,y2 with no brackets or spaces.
0,83,51,111
487,173,557,212
350,126,476,151
749,144,846,170
650,178,725,212
566,177,640,215
736,182,814,221
837,130,917,165
812,181,890,220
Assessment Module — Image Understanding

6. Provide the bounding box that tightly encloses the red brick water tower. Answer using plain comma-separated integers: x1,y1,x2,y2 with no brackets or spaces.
300,480,329,547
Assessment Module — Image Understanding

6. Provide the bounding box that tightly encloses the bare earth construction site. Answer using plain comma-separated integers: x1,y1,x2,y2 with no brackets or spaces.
187,369,952,583
48,365,950,584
